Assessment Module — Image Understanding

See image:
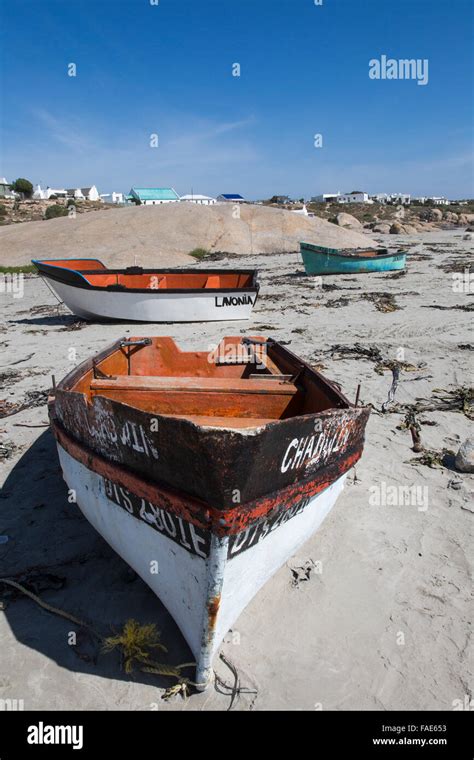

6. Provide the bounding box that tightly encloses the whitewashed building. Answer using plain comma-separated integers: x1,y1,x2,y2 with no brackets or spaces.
390,193,411,205
100,192,125,204
217,193,245,203
339,191,373,204
78,186,101,201
371,193,411,205
311,192,342,203
46,187,68,199
32,184,46,199
66,188,85,200
180,194,216,205
429,196,449,206
129,187,180,205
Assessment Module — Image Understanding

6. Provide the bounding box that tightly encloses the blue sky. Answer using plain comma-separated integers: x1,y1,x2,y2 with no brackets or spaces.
1,0,473,199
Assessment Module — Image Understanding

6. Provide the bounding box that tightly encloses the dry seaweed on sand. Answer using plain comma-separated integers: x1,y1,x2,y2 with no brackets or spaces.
408,448,455,469
389,385,474,420
362,292,401,312
0,370,22,390
437,255,474,273
102,619,167,674
0,389,50,419
321,283,362,291
0,441,17,461
60,316,87,331
422,303,474,312
329,343,384,362
325,296,352,309
374,358,421,376
326,292,402,313
29,304,64,317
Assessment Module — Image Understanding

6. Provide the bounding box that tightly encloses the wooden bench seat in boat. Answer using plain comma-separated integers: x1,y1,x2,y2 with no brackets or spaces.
89,375,299,419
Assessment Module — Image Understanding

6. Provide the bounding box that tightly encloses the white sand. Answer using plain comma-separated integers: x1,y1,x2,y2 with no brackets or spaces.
0,229,472,710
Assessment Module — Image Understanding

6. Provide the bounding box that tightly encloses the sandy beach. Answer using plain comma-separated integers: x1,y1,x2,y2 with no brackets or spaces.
0,229,472,711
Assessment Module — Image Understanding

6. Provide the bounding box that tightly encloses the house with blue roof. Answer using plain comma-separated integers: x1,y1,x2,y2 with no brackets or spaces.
129,187,180,205
216,193,245,203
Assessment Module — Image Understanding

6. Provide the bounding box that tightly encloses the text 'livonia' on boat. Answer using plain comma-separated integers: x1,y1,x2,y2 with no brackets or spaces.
49,335,371,688
32,258,259,322
300,242,407,275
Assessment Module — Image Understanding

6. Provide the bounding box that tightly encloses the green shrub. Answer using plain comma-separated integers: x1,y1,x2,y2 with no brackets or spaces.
189,247,210,259
0,265,36,273
45,204,68,220
11,178,33,197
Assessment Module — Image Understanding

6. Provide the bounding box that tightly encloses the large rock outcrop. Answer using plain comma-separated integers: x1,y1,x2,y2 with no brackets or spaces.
0,203,376,267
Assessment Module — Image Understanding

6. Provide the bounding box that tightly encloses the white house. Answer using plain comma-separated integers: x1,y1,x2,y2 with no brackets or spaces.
429,196,449,206
79,186,101,201
339,191,373,204
390,193,411,205
217,193,245,203
100,192,125,204
371,193,411,205
180,194,216,205
129,187,180,205
370,193,390,204
46,186,68,199
0,178,18,199
311,192,342,203
66,188,85,200
32,184,46,199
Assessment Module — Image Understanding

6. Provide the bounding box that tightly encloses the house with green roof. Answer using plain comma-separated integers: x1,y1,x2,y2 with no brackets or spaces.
129,187,180,205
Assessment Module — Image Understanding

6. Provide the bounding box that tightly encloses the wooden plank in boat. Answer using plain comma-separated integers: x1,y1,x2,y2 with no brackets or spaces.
90,375,297,395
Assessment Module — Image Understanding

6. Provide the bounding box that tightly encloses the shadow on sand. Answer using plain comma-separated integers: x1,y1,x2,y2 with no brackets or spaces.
0,429,194,690
9,315,86,328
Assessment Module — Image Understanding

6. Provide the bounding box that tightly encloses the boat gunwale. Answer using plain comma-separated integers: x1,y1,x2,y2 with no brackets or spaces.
53,335,355,416
32,259,260,295
51,336,362,444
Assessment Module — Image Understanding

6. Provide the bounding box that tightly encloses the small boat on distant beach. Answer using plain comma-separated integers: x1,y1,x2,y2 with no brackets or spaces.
300,242,406,275
49,335,370,688
32,258,259,322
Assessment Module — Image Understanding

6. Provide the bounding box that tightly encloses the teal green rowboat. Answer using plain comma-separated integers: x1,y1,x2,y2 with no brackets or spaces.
300,242,406,275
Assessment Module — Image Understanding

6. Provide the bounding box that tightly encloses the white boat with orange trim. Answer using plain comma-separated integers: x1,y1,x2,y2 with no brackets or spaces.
32,258,259,322
49,335,370,688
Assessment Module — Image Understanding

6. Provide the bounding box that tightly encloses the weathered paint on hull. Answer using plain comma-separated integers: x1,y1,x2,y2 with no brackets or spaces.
301,244,406,275
43,279,257,322
49,336,370,686
53,389,369,512
57,442,347,688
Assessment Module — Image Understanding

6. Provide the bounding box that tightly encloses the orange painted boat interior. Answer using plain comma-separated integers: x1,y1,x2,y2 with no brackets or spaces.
82,272,253,290
41,259,106,271
38,260,253,290
70,337,348,428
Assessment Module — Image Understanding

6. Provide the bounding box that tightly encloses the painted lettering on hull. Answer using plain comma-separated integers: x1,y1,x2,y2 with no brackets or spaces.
280,421,353,474
215,295,255,308
227,495,312,558
103,478,210,558
102,478,319,559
